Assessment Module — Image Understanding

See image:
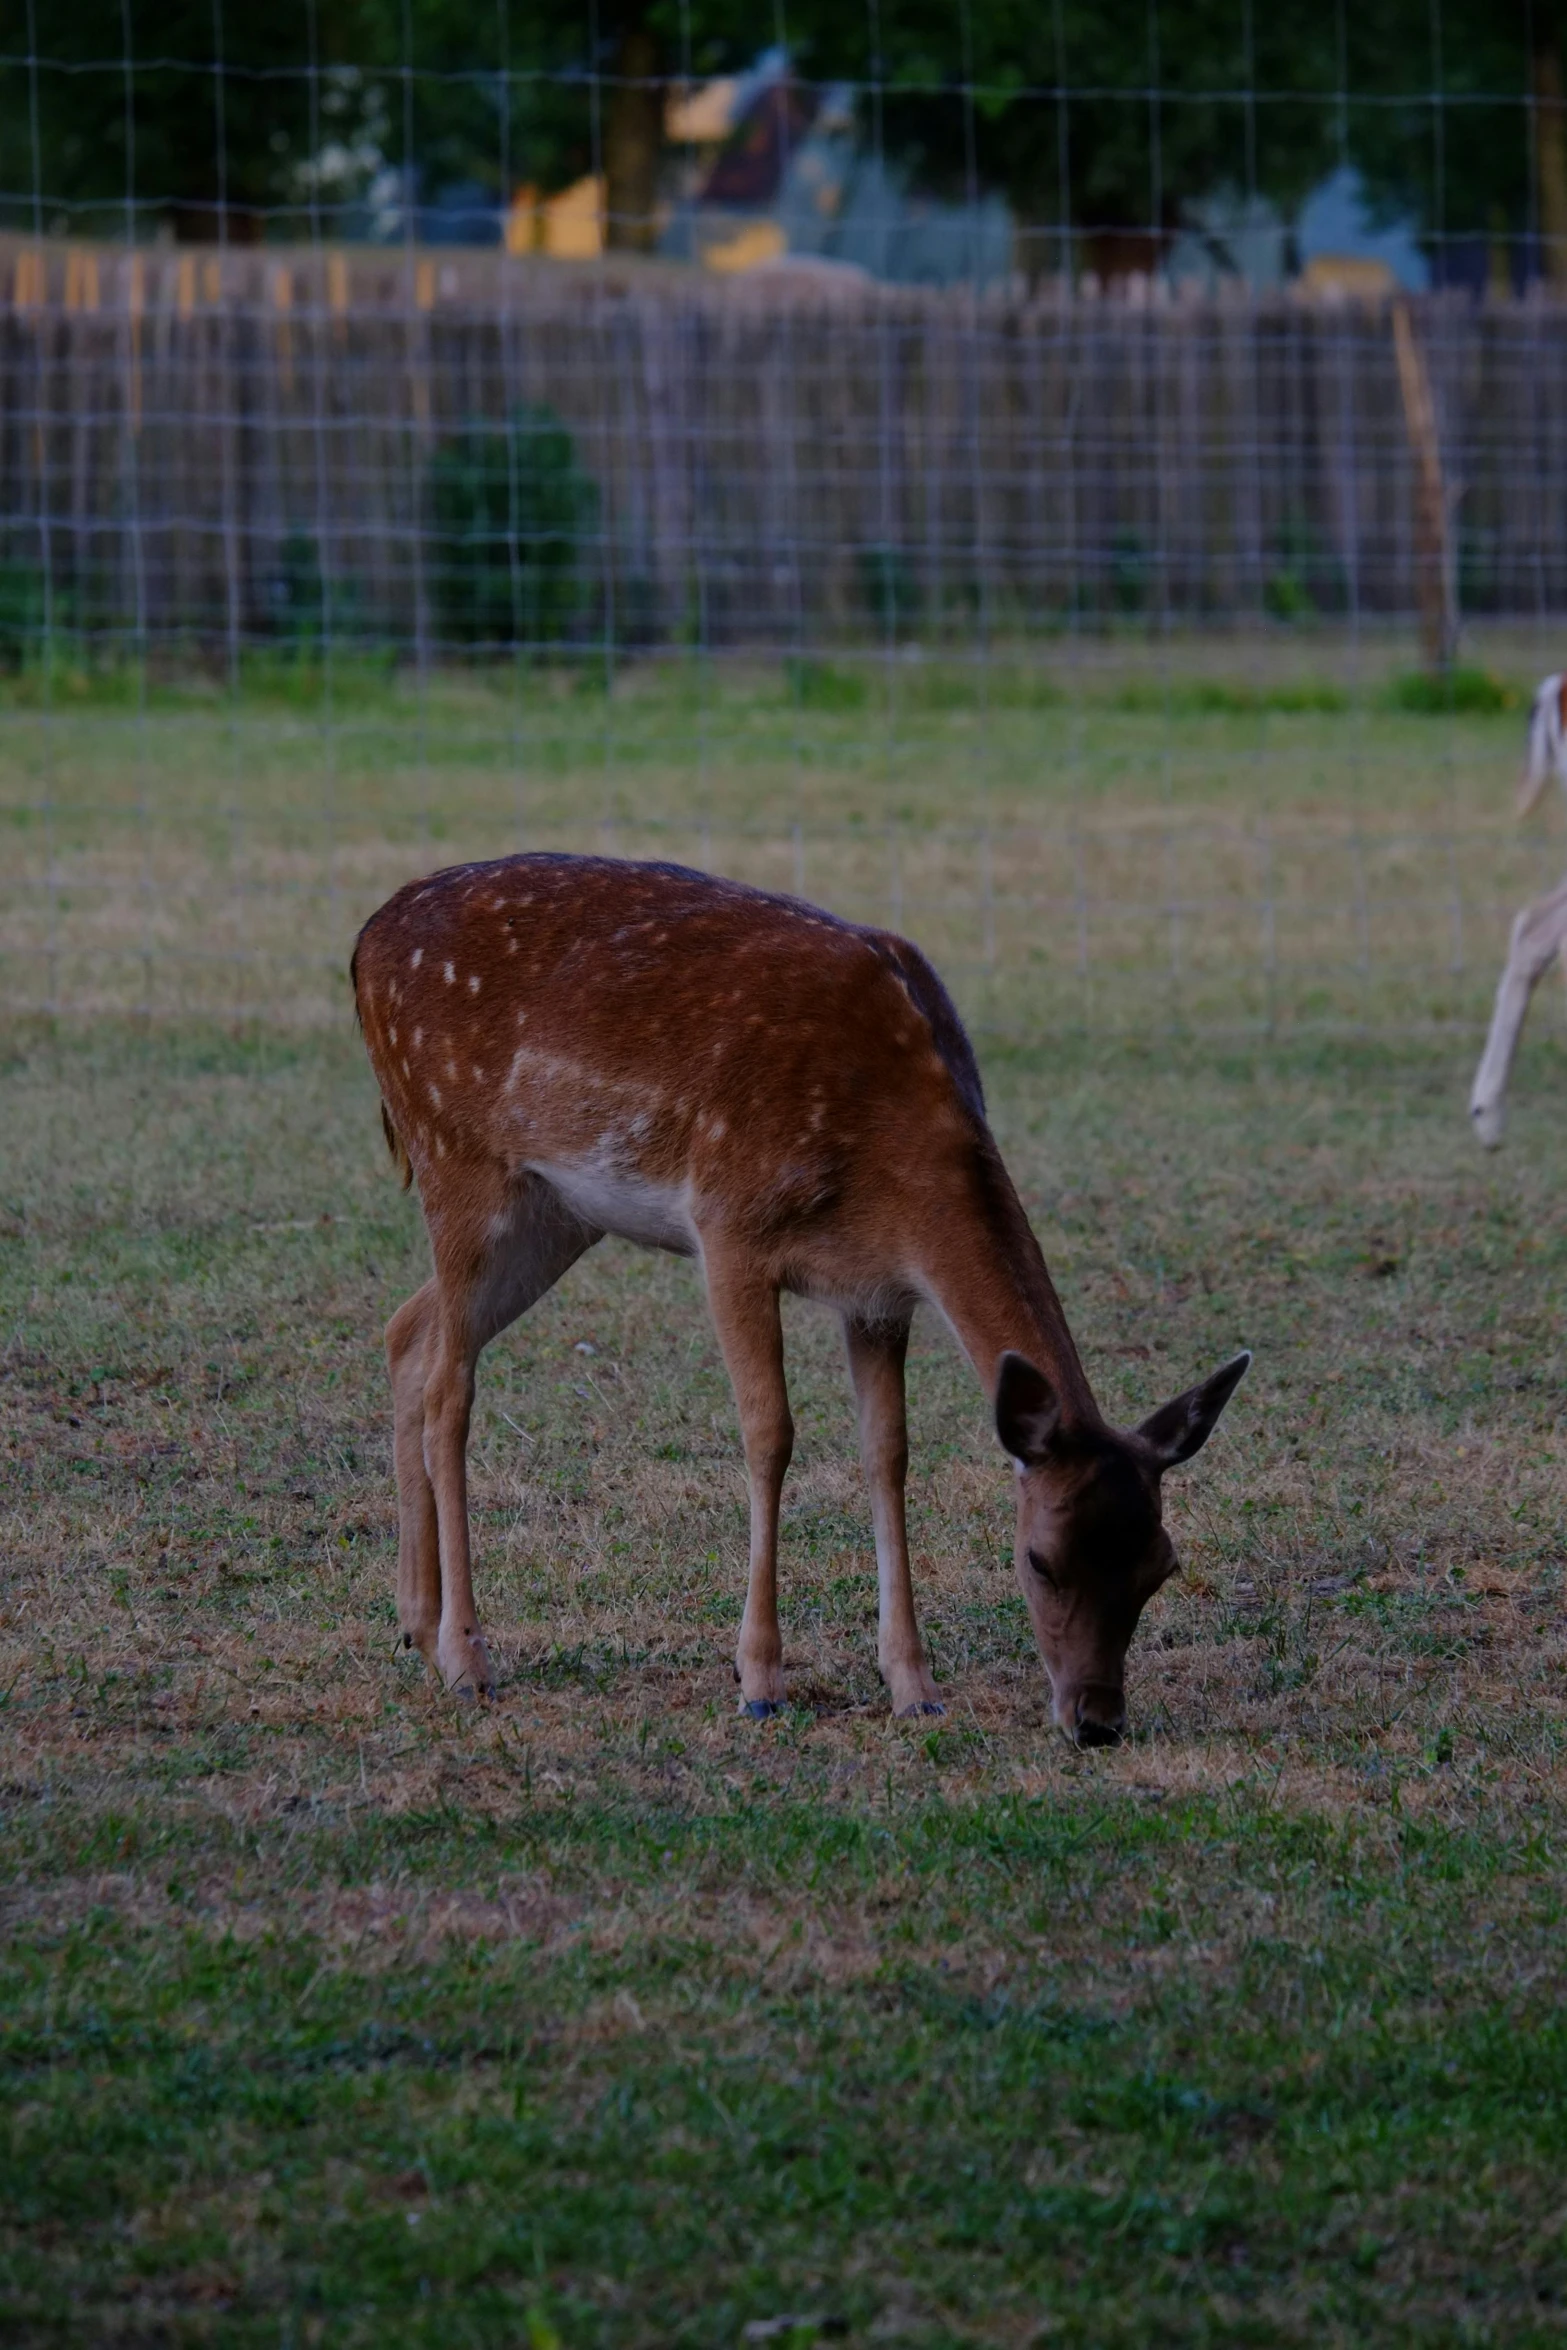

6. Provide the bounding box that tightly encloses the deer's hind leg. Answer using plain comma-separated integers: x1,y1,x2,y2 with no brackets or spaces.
392,1173,598,1697
387,1278,443,1668
702,1240,793,1717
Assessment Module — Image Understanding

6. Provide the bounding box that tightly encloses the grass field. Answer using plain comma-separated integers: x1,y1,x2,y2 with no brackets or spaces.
7,630,1567,2345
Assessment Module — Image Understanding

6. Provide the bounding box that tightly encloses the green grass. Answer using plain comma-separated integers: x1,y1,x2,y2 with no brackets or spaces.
6,632,1567,2342
1,620,1560,1037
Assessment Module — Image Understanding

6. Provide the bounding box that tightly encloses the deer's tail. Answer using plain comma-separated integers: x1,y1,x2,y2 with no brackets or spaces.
380,1099,413,1191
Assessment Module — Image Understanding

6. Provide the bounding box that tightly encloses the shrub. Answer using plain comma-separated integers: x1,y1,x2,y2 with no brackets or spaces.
1386,666,1519,715
783,655,867,712
266,532,370,650
1109,528,1150,615
856,544,920,637
0,559,77,668
1262,511,1347,622
429,404,597,650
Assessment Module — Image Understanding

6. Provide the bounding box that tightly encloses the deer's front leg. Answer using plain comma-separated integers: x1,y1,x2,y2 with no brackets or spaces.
843,1313,943,1717
386,1281,441,1669
421,1306,496,1700
704,1246,793,1717
1471,878,1567,1147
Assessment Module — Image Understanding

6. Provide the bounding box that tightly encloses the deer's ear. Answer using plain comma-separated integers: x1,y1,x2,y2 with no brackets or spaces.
995,1351,1062,1466
1138,1351,1251,1470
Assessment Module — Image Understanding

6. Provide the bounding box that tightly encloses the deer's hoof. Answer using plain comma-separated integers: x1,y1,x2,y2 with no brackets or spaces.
741,1697,782,1720
898,1700,946,1718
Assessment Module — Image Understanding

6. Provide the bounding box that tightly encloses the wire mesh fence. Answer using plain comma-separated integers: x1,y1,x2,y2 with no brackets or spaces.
4,13,1567,1049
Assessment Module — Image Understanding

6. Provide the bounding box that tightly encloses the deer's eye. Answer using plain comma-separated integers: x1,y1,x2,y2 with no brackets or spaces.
1026,1549,1059,1591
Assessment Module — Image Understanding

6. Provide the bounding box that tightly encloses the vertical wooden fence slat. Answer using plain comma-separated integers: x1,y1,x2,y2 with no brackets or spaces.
5,240,1567,652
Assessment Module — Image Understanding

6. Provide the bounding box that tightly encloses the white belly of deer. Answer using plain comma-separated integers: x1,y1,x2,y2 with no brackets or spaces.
531,1158,699,1255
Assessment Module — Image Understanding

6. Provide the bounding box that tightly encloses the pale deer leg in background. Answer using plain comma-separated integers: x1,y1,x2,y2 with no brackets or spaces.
704,1243,793,1716
398,1179,597,1696
386,1279,442,1666
1470,875,1567,1146
843,1313,943,1717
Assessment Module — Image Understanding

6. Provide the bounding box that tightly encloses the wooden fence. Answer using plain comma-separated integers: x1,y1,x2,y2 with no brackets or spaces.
3,233,1567,650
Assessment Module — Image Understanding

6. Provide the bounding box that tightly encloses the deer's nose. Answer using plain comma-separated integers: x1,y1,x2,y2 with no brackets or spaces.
1073,1688,1126,1749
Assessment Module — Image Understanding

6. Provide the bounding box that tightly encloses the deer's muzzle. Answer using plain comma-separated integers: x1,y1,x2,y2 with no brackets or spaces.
1071,1685,1127,1749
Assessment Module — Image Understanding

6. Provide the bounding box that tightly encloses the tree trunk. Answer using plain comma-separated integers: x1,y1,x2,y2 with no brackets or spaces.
604,17,664,255
1535,39,1567,288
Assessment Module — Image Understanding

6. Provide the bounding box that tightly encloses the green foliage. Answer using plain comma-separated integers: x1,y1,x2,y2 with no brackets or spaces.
1386,666,1520,715
428,405,598,652
267,532,373,651
0,558,87,672
0,2,599,239
1262,514,1348,625
0,562,51,668
1109,528,1150,615
0,1,1558,263
783,655,867,711
1113,677,1350,715
856,544,921,637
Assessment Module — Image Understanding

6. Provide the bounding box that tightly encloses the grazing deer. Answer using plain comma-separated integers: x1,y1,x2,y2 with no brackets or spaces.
352,855,1250,1745
1470,673,1567,1147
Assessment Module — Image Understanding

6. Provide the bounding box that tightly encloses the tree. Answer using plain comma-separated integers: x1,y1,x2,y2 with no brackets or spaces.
0,1,367,241
5,0,1565,280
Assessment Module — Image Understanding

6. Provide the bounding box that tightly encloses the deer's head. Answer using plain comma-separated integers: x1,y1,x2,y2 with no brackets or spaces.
996,1349,1251,1748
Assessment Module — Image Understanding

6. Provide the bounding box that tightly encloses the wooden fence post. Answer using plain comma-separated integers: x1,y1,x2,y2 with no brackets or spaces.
1391,300,1458,673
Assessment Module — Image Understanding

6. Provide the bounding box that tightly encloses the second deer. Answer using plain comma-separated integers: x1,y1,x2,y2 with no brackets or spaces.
1471,673,1567,1146
353,854,1250,1746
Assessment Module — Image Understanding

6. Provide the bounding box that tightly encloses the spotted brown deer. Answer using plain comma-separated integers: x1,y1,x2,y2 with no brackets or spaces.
352,855,1250,1746
1471,673,1567,1147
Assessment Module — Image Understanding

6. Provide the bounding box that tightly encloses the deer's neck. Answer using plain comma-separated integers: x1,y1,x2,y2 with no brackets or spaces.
917,1143,1099,1424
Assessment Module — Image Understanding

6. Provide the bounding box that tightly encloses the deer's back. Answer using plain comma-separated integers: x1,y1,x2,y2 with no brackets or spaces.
353,855,988,1264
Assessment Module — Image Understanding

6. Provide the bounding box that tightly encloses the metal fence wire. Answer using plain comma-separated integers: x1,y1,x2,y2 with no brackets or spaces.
4,20,1567,1045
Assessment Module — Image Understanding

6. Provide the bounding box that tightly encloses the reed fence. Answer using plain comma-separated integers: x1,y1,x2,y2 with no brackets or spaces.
3,234,1567,654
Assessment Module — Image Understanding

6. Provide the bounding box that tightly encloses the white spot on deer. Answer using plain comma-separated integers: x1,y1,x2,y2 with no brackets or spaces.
809,1104,825,1131
410,948,423,969
708,1116,727,1141
401,1059,410,1079
467,973,481,994
413,1027,423,1047
388,1025,398,1046
507,937,519,953
443,961,456,985
436,1134,447,1158
445,1058,458,1081
428,1083,443,1107
472,1065,486,1083
507,1049,526,1088
516,1009,528,1027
